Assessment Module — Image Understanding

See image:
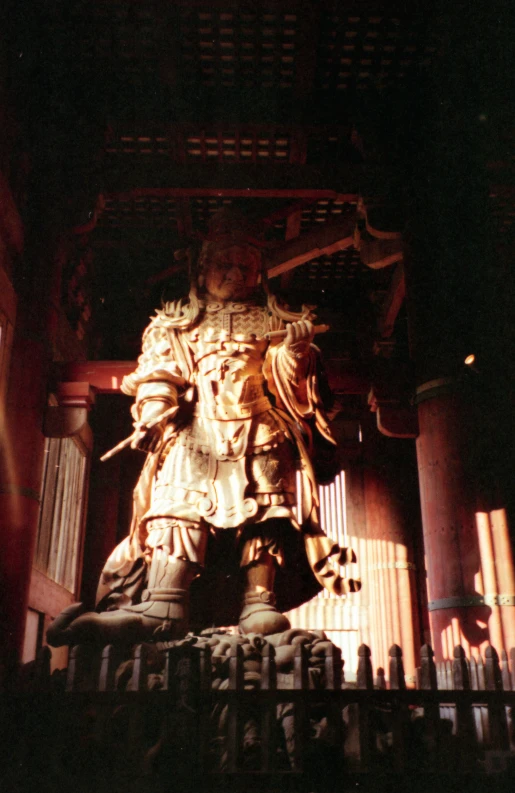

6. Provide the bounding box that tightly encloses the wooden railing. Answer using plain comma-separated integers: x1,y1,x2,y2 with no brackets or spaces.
3,642,515,791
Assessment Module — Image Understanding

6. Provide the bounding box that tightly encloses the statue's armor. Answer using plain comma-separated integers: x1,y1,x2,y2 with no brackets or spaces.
145,302,297,530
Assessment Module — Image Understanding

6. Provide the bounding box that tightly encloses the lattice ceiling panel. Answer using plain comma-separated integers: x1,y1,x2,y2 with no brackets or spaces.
300,199,357,232
100,196,178,229
179,8,298,91
184,129,292,163
316,12,439,92
292,247,391,292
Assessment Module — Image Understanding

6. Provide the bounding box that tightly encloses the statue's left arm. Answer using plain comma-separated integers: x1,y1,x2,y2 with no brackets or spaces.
267,320,335,447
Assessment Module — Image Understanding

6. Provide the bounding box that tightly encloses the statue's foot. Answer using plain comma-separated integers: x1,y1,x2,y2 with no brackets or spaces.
238,591,291,636
47,591,189,647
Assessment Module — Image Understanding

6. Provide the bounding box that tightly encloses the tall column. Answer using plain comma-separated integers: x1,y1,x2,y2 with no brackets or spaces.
0,229,67,674
362,416,422,685
404,3,515,661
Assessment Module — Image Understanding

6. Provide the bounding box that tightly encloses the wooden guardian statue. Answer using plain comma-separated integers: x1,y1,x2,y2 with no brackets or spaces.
48,210,360,647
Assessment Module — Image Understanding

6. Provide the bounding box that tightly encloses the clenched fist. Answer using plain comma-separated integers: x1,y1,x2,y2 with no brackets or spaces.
283,319,315,358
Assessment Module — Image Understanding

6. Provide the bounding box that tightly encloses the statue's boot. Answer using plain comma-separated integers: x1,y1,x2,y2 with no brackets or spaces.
47,555,198,646
238,552,290,636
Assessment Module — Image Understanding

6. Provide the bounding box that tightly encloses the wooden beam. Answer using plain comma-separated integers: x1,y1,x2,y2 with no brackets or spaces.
378,263,406,338
60,359,371,396
102,162,385,195
60,362,136,393
267,217,356,278
281,209,303,290
105,185,359,202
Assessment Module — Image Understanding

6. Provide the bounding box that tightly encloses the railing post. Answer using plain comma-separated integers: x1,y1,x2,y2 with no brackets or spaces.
292,642,309,772
227,643,244,772
260,643,277,772
389,645,407,771
453,645,476,766
357,644,373,690
389,644,406,690
324,642,342,691
420,644,437,690
131,644,148,692
66,645,86,692
357,644,374,771
419,644,440,771
34,645,52,692
500,650,511,692
98,644,117,692
484,646,510,750
374,667,386,690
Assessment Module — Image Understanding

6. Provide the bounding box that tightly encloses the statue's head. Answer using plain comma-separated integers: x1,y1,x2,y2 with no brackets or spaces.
196,209,267,303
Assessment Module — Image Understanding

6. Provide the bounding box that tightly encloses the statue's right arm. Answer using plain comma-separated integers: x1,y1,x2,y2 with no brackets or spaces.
120,317,187,451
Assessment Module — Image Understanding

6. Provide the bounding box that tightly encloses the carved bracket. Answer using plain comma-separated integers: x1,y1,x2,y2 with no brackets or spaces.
43,382,95,446
368,381,418,439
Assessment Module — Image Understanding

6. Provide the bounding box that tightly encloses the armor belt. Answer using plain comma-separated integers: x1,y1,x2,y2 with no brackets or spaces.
194,396,272,421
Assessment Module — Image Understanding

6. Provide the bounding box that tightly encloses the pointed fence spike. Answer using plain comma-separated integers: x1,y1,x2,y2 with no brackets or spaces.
66,645,81,692
98,644,117,692
261,643,276,691
324,643,342,690
34,646,52,691
131,644,148,692
389,644,406,690
419,644,437,690
229,643,244,690
445,659,453,690
357,644,373,690
509,648,515,691
500,650,511,692
199,645,212,691
294,642,309,690
374,667,386,690
485,645,503,691
469,655,479,691
477,653,486,690
453,645,470,690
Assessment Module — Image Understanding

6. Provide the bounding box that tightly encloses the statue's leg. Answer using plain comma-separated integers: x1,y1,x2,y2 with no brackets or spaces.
238,527,291,635
47,519,206,646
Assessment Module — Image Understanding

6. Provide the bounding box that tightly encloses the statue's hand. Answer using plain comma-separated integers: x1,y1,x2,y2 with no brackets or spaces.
283,319,315,358
130,399,177,452
130,421,164,453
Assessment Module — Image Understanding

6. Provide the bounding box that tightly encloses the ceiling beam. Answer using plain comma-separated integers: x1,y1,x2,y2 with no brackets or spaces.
377,262,406,338
267,217,356,278
102,162,387,195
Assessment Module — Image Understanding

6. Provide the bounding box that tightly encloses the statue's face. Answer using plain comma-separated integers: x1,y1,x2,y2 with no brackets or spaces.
203,244,262,302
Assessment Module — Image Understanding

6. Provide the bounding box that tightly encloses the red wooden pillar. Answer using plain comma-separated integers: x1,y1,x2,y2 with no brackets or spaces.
415,379,515,661
0,314,48,673
0,233,66,674
362,418,422,686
